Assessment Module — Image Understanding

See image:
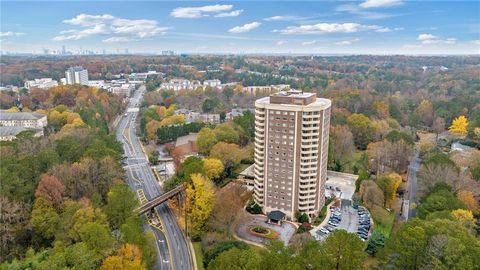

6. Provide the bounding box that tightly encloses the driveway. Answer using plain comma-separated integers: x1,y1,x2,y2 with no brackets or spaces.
235,215,296,246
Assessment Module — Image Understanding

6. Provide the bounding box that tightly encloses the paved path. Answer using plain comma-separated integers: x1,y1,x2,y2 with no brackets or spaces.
236,215,296,246
407,148,421,219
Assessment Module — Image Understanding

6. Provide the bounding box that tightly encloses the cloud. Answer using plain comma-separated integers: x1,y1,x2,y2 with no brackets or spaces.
472,40,480,45
276,40,286,46
264,15,306,21
0,31,24,37
102,37,134,43
228,22,261,33
53,14,169,41
360,0,404,8
335,38,360,45
170,4,238,18
274,23,390,34
418,33,456,44
302,40,316,45
215,9,243,17
336,4,395,19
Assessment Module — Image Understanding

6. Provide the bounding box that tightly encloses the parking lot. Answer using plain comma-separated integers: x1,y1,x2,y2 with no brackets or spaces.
313,202,371,242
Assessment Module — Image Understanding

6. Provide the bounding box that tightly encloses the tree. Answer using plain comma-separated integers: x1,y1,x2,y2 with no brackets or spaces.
233,110,255,139
359,180,384,208
207,247,262,270
376,173,402,208
197,128,218,154
203,158,224,180
416,100,434,126
329,125,355,168
181,156,205,181
457,190,480,214
186,174,216,236
30,197,60,240
100,244,146,270
418,154,461,196
35,174,65,207
213,123,240,144
79,221,114,255
451,209,476,229
203,240,248,268
209,142,243,170
366,139,412,175
202,98,217,113
382,222,428,270
322,230,367,270
449,115,469,137
347,113,374,150
63,242,99,270
120,217,157,269
208,183,248,235
417,185,466,219
104,184,138,229
69,206,109,242
365,230,385,256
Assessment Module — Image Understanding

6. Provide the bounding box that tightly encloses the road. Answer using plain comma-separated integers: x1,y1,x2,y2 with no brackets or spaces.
406,148,421,219
116,85,192,270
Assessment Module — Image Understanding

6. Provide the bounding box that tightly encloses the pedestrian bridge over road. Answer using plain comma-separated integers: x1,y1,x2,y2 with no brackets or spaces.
135,185,185,215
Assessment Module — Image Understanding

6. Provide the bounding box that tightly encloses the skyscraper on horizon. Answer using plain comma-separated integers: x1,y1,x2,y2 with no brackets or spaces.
254,90,331,220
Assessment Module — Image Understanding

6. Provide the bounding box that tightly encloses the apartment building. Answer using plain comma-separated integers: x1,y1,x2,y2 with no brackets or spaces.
24,78,58,89
242,84,290,96
253,90,331,220
0,111,48,129
65,66,89,85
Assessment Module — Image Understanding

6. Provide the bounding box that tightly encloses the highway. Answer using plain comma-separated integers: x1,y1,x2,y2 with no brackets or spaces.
116,85,192,270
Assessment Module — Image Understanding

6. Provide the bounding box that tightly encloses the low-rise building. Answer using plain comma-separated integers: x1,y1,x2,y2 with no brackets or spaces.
0,126,43,141
203,79,222,88
0,111,48,129
241,84,290,96
88,80,109,89
160,79,201,91
0,85,19,92
226,108,255,120
24,78,58,89
174,109,220,124
108,83,135,97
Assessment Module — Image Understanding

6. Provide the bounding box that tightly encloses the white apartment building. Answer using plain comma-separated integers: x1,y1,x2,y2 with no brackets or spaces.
108,83,135,97
242,84,290,96
254,90,331,220
24,78,58,89
203,79,222,88
65,66,89,85
88,80,109,89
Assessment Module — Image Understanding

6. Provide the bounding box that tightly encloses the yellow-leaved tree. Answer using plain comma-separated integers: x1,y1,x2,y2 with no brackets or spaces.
203,158,224,179
449,115,469,136
100,244,146,270
451,209,476,230
186,174,216,236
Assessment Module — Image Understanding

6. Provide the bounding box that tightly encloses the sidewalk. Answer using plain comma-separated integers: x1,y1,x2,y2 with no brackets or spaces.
310,201,334,236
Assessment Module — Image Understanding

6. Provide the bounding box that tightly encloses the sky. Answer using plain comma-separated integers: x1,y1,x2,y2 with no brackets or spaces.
1,0,479,55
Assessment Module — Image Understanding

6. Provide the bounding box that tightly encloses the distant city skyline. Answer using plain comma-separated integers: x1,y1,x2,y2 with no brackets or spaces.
1,1,479,55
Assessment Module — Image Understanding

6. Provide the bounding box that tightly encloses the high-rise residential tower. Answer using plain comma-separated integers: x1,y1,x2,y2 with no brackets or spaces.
254,90,331,220
65,66,89,85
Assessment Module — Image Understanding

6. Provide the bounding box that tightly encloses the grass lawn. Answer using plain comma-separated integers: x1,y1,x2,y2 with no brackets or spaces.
370,205,396,237
193,242,204,270
343,150,364,173
249,226,279,240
